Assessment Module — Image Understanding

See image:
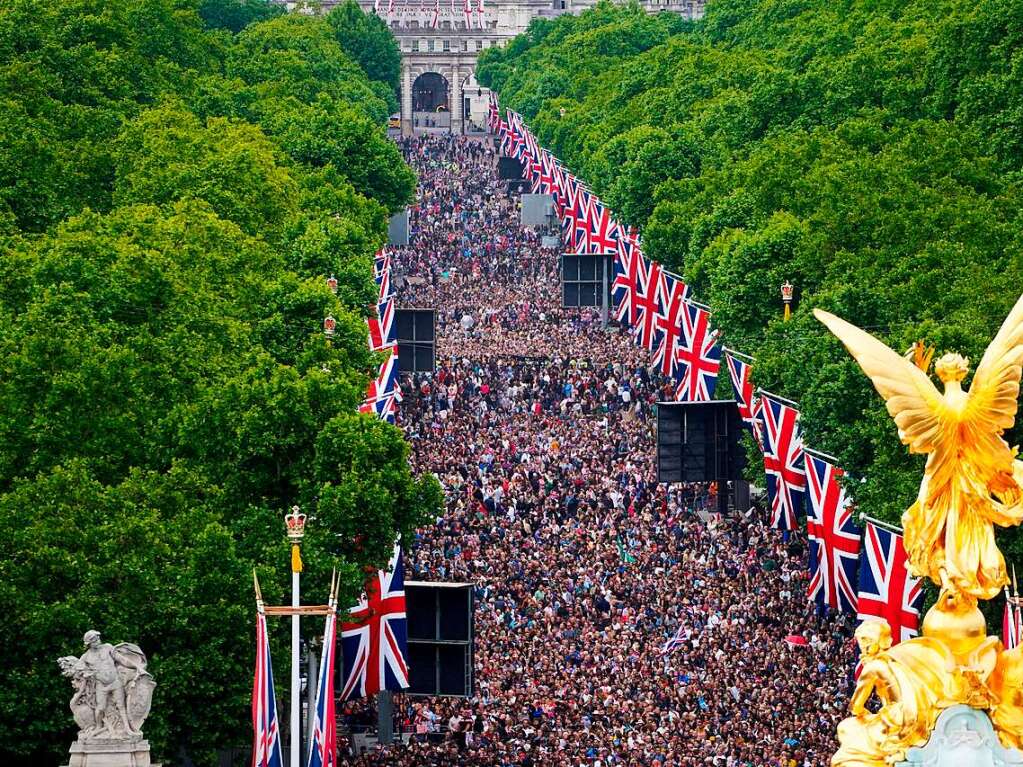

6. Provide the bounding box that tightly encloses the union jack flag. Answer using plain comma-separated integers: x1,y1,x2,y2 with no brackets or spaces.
251,611,284,767
375,267,392,303
652,273,690,377
674,301,720,401
660,624,687,656
583,199,618,255
1004,589,1022,650
610,237,643,326
570,188,593,253
367,299,395,352
857,522,923,643
756,392,805,530
340,543,410,700
374,250,391,279
805,453,861,613
724,350,757,429
306,591,338,767
633,256,665,350
487,94,499,132
359,348,401,423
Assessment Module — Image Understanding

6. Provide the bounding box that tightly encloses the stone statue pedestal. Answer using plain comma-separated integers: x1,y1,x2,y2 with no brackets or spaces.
898,705,1023,766
63,737,160,767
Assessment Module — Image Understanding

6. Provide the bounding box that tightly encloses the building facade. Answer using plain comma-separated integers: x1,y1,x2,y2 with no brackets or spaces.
330,0,706,133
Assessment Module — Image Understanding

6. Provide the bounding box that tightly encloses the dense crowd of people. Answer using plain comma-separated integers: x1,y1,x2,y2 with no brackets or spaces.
343,135,856,766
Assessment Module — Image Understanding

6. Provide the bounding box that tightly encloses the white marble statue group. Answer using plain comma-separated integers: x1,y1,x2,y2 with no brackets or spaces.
58,630,156,743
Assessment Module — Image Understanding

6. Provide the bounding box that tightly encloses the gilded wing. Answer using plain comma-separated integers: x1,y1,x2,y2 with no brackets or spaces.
814,309,949,454
964,293,1023,433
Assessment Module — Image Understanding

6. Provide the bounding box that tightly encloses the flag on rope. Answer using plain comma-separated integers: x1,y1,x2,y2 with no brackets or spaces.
652,273,690,378
252,610,285,767
340,542,410,700
359,347,401,423
756,392,805,530
367,299,395,352
584,199,619,255
610,236,643,326
674,300,721,402
306,578,339,767
805,452,861,613
375,265,392,303
857,522,923,643
724,350,758,432
431,0,439,28
633,256,665,351
475,0,484,28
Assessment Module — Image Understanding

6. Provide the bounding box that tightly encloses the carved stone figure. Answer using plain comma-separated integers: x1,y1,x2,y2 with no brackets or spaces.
58,630,160,767
58,630,155,742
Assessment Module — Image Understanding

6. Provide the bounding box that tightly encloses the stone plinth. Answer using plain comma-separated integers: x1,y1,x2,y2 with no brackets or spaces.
898,705,1023,766
64,737,159,767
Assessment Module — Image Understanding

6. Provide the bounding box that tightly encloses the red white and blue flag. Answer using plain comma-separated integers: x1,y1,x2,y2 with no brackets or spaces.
724,350,758,432
375,267,392,303
569,188,593,252
652,273,690,378
251,611,284,767
306,593,338,767
374,250,392,279
633,256,665,351
583,199,619,255
359,348,401,423
805,452,861,613
610,237,643,326
674,301,720,401
367,299,395,352
340,543,410,700
1003,589,1022,650
756,392,805,530
857,522,923,643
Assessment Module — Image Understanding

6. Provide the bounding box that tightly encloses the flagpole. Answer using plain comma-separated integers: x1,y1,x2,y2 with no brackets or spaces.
285,506,307,767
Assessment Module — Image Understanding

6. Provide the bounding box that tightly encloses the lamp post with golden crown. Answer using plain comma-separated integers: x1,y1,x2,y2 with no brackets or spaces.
285,506,306,767
781,280,794,321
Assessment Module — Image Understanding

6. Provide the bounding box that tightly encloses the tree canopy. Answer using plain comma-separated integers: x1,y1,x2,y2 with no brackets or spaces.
0,1,431,765
478,0,1023,561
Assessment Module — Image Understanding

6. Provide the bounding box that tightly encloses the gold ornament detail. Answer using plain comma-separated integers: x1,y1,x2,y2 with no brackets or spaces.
815,295,1023,764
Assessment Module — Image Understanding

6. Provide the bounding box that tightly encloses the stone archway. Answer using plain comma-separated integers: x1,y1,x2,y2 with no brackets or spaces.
412,72,450,130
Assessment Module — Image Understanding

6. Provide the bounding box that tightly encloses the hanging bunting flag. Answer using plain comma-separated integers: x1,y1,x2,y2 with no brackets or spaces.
805,451,861,613
674,300,721,401
856,522,923,643
359,347,402,424
367,299,395,352
652,273,690,378
610,236,643,327
340,542,410,700
756,391,806,530
252,602,285,767
306,575,339,767
633,256,665,351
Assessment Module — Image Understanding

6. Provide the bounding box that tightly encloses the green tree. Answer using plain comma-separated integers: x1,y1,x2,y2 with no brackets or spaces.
327,0,402,95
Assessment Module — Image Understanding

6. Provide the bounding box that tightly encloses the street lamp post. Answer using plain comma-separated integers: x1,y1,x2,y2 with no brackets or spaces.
781,281,794,322
285,507,306,767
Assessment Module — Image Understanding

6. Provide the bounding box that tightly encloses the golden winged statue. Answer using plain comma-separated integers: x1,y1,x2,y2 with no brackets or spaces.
815,296,1023,601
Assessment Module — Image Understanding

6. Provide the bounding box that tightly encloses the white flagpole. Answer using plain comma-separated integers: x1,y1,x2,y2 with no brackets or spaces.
285,506,307,767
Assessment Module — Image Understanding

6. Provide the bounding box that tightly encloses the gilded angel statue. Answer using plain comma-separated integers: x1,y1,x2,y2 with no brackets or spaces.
815,295,1023,600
